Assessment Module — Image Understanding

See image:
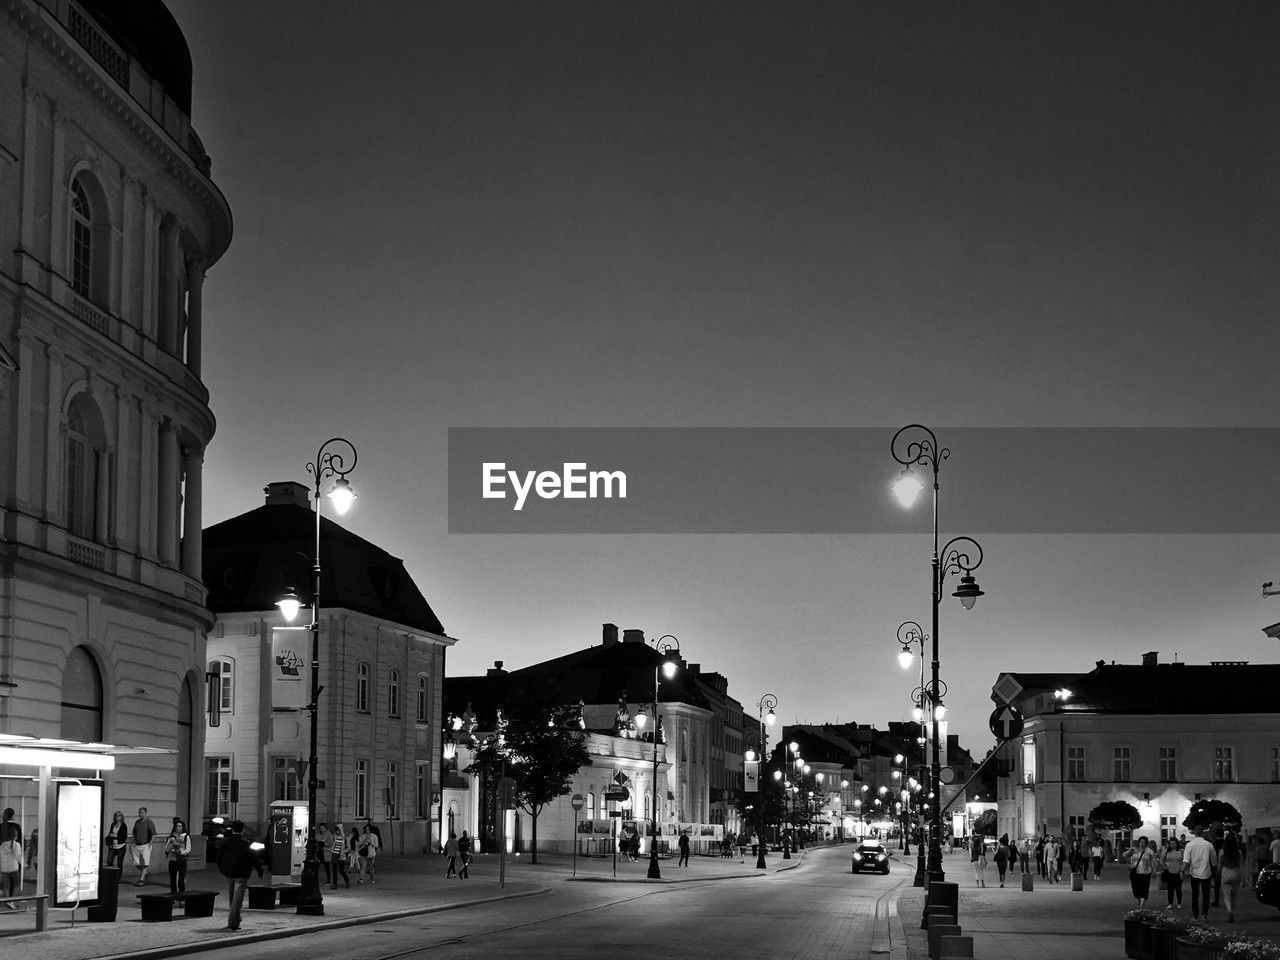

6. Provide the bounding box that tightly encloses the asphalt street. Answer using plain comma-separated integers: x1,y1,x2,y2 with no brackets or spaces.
191,845,908,960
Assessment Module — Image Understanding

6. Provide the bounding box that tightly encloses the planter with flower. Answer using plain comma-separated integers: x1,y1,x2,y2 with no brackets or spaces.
1222,937,1280,960
1149,910,1192,960
1175,923,1230,960
1126,908,1163,960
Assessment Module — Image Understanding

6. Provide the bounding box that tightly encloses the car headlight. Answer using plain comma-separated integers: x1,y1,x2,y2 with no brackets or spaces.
853,853,862,861
878,854,887,861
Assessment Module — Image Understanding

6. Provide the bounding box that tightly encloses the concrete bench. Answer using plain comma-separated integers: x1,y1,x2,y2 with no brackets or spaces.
247,884,302,910
0,895,48,931
136,890,218,922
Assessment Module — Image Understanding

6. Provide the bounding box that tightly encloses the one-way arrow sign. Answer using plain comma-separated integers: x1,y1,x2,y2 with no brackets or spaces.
988,704,1025,740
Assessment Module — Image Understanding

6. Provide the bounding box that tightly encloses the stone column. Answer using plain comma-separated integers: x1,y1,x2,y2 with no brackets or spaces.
160,219,182,355
141,197,157,343
185,258,204,376
137,401,158,559
13,332,38,513
180,447,202,579
157,419,178,566
43,345,64,522
95,446,111,543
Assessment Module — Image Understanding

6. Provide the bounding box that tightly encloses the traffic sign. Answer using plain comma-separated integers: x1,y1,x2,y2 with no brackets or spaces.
571,794,585,811
938,766,956,785
603,785,629,802
989,704,1025,740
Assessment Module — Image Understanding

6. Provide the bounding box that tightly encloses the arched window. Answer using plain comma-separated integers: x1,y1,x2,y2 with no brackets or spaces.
70,179,92,297
61,645,103,742
586,791,596,821
388,668,401,717
416,673,429,723
63,394,108,544
208,658,233,714
356,662,370,713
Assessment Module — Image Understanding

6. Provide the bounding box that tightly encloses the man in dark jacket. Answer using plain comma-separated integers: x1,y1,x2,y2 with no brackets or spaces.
216,820,261,931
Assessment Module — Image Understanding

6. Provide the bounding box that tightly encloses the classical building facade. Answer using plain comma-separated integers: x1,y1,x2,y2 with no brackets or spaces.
991,653,1280,846
203,482,455,854
442,625,726,855
0,0,231,847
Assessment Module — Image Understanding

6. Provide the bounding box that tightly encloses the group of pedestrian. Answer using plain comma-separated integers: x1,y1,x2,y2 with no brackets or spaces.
321,821,382,888
442,830,472,878
1126,825,1257,922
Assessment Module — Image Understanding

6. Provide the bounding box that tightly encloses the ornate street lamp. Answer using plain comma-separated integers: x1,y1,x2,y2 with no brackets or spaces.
892,424,987,883
278,437,357,916
644,635,679,880
748,693,777,869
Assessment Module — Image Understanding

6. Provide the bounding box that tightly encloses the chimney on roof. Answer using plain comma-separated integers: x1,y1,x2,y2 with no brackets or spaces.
1095,660,1106,669
487,660,506,677
264,481,310,508
602,623,619,647
622,628,645,644
1141,651,1158,667
688,663,701,675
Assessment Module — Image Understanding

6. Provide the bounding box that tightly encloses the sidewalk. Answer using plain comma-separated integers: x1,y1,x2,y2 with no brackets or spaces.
894,853,1280,960
0,846,805,960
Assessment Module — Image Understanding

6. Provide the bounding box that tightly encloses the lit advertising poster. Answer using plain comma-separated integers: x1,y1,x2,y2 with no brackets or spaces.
744,760,759,792
55,781,103,907
271,627,309,710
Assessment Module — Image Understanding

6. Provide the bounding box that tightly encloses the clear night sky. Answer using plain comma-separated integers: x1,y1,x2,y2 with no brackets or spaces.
171,1,1280,752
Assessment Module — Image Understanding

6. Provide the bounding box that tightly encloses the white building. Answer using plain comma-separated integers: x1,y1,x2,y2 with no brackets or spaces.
0,0,231,858
203,482,456,854
991,653,1280,847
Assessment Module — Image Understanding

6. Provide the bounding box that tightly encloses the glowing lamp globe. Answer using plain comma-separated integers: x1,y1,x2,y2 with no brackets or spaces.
891,467,925,508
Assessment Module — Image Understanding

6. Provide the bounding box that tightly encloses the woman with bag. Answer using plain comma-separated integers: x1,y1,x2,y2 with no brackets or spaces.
105,811,128,869
1162,838,1184,907
443,831,459,879
993,835,1010,887
458,831,472,879
971,835,988,887
163,818,191,896
1127,835,1158,907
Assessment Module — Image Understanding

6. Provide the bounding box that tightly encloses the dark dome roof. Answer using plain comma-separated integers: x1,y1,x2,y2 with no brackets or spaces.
79,0,192,114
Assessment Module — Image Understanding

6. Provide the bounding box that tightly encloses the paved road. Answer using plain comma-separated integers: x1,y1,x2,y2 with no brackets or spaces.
196,845,908,960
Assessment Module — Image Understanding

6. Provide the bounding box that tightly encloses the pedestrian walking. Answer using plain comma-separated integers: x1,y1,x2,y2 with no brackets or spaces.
131,807,157,885
348,826,363,878
1056,837,1067,881
971,836,987,887
1,824,21,905
105,811,128,869
329,823,350,889
1251,833,1270,887
994,835,1010,887
1090,839,1104,880
459,831,472,879
1127,836,1157,907
356,823,379,884
443,831,459,878
163,818,191,895
1220,832,1244,922
1036,836,1047,878
216,819,262,932
316,824,331,885
678,830,690,867
1043,836,1058,883
1162,838,1184,908
1018,837,1032,874
1182,827,1219,920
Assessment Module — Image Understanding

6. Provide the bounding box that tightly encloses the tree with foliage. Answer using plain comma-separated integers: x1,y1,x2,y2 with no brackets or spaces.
465,689,592,864
973,809,998,837
1183,798,1242,832
735,780,786,846
1088,800,1143,831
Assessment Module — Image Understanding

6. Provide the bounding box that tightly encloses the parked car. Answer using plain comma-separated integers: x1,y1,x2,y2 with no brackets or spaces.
852,840,891,875
1257,863,1280,909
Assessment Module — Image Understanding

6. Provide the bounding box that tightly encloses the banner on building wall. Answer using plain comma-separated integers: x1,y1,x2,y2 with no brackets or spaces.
578,819,613,836
271,627,309,710
744,759,759,792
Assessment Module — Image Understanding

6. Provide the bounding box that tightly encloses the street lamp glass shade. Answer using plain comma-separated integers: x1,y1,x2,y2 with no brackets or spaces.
894,753,905,764
803,764,811,775
897,647,913,670
912,705,924,722
816,772,824,782
744,748,756,762
276,589,302,623
634,711,648,729
773,770,782,781
789,741,799,753
934,701,947,721
953,574,984,610
662,659,677,680
765,709,776,726
328,477,357,515
891,467,925,509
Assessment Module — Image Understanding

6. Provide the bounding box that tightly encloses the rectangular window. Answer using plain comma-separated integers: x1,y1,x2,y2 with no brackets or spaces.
1113,746,1131,782
1068,814,1085,840
270,756,303,801
388,670,401,718
206,756,232,817
1066,746,1085,782
1160,815,1178,842
356,663,370,714
1272,748,1280,784
415,762,429,819
354,759,369,819
386,761,398,819
1159,746,1177,782
1214,746,1234,782
1022,741,1036,785
416,675,429,724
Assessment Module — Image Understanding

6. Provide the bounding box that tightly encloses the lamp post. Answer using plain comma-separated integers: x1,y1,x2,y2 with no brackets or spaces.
746,694,777,869
640,635,679,880
277,437,357,916
896,619,931,885
892,424,986,883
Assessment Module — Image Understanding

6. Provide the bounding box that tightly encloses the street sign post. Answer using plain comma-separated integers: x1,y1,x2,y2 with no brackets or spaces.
988,704,1025,741
604,785,629,803
571,794,584,876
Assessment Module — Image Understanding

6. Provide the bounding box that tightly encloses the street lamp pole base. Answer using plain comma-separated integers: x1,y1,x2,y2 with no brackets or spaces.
756,846,767,869
295,850,325,916
782,837,791,860
647,850,661,880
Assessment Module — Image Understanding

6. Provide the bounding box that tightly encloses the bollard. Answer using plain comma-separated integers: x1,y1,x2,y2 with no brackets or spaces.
928,923,962,960
1021,871,1034,892
929,880,960,921
938,935,975,958
1071,871,1084,891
